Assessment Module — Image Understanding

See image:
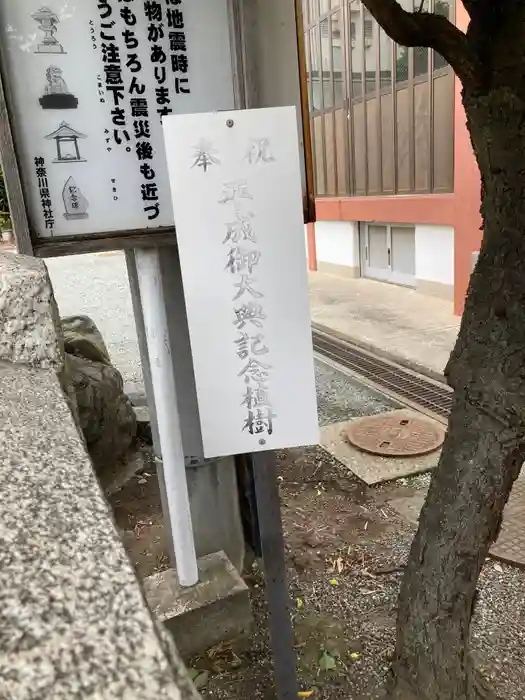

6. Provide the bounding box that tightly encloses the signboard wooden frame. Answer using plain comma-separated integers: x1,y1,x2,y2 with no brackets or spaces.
0,0,315,259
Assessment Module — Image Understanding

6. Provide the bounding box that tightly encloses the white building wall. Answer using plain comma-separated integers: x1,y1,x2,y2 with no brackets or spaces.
415,224,454,294
310,220,454,299
314,220,360,277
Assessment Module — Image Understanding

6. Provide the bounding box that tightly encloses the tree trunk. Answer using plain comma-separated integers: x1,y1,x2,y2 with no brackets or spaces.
388,86,525,700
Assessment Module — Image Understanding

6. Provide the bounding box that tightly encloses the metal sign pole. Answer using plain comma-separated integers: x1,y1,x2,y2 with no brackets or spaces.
252,451,299,699
135,246,198,588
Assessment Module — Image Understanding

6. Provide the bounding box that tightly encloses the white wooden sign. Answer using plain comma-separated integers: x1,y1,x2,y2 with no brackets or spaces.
0,0,234,239
163,106,319,458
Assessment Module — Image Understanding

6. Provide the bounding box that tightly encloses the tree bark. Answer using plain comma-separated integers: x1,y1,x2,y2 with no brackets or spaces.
388,84,525,700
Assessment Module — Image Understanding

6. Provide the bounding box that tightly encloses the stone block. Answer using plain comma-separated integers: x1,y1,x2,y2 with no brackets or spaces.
186,458,245,573
0,359,201,700
144,551,253,660
0,252,64,369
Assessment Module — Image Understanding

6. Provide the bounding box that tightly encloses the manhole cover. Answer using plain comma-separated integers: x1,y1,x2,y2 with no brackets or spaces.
346,410,445,457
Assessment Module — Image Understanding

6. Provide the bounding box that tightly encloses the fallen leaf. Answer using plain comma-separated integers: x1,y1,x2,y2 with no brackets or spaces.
298,691,314,698
194,671,210,689
336,557,345,574
493,563,504,573
297,598,304,609
329,578,338,586
349,652,361,661
318,650,337,672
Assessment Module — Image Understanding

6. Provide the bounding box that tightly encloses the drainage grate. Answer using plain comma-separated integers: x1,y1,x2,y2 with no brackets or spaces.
312,326,453,423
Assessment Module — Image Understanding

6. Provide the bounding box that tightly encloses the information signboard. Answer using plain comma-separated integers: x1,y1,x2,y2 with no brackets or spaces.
0,0,234,242
163,106,319,458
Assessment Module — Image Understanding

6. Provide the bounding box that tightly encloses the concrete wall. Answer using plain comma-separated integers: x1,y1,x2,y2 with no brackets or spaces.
0,252,200,700
415,224,455,300
313,220,360,278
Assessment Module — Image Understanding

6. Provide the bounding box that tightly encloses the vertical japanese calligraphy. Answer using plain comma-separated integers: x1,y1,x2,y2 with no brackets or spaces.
96,0,194,223
218,172,276,442
34,157,54,233
117,0,159,221
98,0,130,153
166,0,191,97
164,107,319,457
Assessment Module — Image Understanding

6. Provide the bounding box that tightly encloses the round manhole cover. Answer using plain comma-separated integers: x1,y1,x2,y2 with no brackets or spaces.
346,411,445,457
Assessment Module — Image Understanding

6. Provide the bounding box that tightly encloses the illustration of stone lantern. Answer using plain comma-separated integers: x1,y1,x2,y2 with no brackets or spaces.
32,6,65,54
45,122,87,163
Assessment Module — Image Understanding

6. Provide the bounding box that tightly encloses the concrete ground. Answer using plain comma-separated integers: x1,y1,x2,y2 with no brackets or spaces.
309,272,460,377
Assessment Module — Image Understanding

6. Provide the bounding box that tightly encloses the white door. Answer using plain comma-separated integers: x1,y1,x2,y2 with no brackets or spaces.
363,224,416,287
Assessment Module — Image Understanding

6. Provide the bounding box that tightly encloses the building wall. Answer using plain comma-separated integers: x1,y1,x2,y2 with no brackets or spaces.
311,219,454,299
315,220,360,277
415,224,454,299
304,0,482,315
304,0,455,198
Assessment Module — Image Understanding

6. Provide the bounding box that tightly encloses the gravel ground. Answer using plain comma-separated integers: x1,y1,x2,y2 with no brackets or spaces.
315,360,400,426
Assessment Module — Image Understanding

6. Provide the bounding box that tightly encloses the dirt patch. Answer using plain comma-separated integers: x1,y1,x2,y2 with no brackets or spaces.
110,464,170,579
108,444,525,700
187,447,412,700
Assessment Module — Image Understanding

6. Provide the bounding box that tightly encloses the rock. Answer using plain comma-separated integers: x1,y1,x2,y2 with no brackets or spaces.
66,344,137,472
0,254,135,471
193,671,210,690
62,315,111,365
0,253,136,470
60,315,137,470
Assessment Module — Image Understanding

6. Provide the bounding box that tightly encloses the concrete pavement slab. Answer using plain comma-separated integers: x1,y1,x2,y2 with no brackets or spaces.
309,273,460,377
